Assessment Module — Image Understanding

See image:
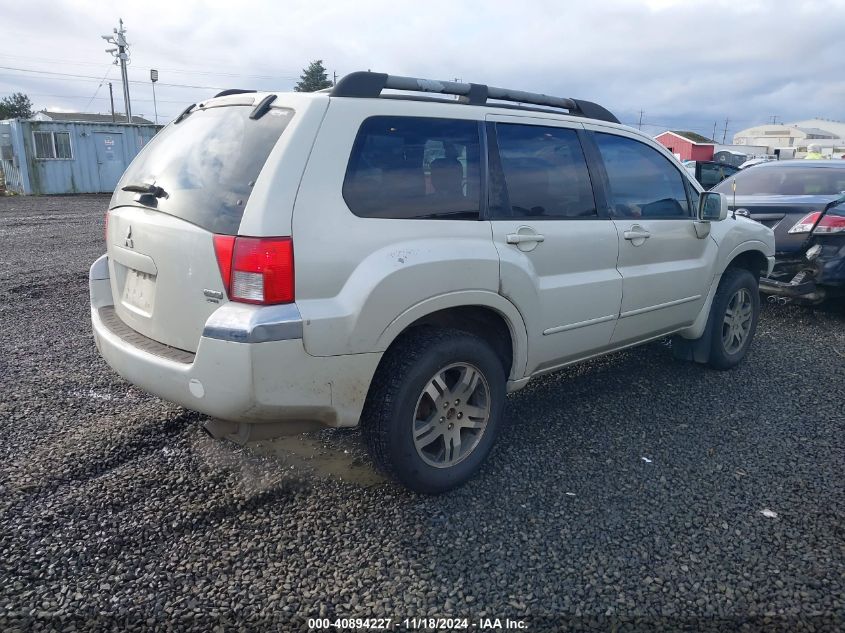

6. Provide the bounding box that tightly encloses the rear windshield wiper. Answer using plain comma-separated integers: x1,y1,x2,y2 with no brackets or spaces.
121,183,169,199
173,103,195,124
250,94,277,120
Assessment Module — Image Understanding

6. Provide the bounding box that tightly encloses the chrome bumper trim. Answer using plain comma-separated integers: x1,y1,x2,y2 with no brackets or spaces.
202,302,303,343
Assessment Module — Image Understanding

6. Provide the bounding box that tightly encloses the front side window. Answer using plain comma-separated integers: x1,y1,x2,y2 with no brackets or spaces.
343,116,481,220
595,133,691,218
493,123,597,219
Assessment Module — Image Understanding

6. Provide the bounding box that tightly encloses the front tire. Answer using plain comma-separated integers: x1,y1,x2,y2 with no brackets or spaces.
707,268,761,370
361,328,506,494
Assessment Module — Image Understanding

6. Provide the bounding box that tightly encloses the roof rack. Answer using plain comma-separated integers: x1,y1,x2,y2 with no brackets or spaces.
330,71,619,124
213,89,257,98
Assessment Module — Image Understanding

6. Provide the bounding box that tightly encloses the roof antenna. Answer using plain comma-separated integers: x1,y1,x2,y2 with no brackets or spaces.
732,178,737,219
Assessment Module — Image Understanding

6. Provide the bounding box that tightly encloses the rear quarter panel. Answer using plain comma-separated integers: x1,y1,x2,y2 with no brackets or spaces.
237,94,330,237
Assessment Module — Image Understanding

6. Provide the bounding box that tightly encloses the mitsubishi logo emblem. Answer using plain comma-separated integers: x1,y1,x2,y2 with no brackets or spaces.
124,225,134,249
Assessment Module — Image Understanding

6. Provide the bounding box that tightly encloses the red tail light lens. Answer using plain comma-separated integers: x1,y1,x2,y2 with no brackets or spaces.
213,235,294,305
812,212,845,234
787,212,821,234
212,235,236,289
789,210,845,235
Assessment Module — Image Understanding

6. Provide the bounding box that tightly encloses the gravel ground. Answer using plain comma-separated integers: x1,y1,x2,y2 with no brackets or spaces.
0,194,843,632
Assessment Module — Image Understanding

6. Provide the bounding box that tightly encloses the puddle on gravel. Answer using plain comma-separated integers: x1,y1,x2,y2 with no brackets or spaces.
192,427,386,489
248,432,386,487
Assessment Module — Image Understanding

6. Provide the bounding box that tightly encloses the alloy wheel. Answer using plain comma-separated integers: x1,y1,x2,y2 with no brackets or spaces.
412,362,491,468
722,288,754,354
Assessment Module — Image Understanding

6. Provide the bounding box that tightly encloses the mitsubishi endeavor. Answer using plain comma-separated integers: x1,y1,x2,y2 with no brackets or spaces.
90,72,775,493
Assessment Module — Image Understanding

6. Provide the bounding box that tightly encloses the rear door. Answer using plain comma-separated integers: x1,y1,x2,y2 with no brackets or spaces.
486,115,622,374
586,127,717,346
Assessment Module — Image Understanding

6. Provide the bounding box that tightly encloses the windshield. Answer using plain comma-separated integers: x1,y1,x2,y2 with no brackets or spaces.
112,104,293,234
713,165,845,196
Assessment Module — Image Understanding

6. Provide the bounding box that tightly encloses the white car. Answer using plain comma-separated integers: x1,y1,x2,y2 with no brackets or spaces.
90,72,775,493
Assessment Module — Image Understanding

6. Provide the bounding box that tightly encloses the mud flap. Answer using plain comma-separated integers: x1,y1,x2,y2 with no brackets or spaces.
671,313,714,365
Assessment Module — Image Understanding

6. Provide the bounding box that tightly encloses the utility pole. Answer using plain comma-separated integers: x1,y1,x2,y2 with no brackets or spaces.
712,121,718,142
637,110,644,130
333,71,338,86
108,82,116,122
770,115,779,125
722,117,729,144
103,19,132,123
150,69,159,125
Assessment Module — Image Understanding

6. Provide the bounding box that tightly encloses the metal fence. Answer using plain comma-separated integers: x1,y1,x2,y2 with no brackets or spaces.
0,158,25,193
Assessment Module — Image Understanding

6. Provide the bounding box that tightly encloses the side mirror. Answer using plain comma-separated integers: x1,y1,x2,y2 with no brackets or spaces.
698,191,729,221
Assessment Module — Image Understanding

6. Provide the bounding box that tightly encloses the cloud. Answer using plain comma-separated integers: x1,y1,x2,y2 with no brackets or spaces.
1,0,844,138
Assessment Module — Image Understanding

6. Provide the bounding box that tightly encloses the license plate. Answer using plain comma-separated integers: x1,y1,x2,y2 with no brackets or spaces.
122,269,156,315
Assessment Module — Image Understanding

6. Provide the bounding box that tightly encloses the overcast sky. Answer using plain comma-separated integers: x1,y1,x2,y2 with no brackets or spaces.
2,0,844,140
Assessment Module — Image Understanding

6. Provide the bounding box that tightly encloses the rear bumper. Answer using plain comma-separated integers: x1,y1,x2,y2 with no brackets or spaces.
759,275,817,298
760,242,845,299
89,254,380,427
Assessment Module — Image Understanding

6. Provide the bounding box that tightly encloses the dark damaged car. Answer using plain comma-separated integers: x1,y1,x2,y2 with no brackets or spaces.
712,160,845,302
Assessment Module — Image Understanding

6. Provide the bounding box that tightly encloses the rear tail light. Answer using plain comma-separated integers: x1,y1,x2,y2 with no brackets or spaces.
788,210,845,235
787,212,821,234
213,235,294,305
811,212,845,234
212,235,235,289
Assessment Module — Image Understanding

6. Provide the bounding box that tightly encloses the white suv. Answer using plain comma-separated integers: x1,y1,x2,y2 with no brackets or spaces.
90,72,775,493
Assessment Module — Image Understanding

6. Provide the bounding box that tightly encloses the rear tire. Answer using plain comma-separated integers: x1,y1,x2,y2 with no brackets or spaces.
707,268,760,370
361,327,506,494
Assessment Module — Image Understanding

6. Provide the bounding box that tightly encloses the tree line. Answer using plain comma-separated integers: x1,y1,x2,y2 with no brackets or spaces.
0,93,33,119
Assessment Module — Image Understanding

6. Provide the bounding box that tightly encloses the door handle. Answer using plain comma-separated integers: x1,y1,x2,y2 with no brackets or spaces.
507,233,545,244
623,227,651,241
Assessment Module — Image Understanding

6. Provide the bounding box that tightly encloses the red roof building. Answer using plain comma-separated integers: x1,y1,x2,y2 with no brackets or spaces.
654,130,715,161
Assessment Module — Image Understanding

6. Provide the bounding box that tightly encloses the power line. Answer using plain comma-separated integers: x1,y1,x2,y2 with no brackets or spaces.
0,52,300,80
0,64,226,90
23,91,192,104
82,64,113,113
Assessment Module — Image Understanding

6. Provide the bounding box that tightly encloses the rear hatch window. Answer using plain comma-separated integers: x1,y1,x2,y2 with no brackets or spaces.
713,166,845,196
111,104,293,234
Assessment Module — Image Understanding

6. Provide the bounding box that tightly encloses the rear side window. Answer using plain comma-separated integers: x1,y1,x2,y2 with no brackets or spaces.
343,116,481,220
112,105,293,234
492,123,596,219
595,133,692,219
